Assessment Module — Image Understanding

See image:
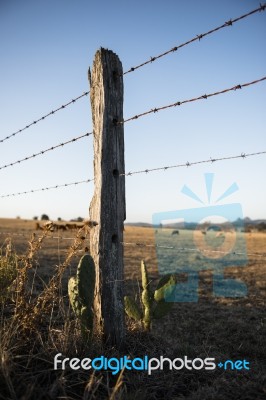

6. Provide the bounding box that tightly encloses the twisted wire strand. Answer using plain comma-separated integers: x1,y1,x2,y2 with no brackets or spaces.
0,132,92,171
121,77,266,124
1,150,265,198
0,178,94,198
0,91,90,144
2,5,265,145
121,151,266,177
123,4,266,75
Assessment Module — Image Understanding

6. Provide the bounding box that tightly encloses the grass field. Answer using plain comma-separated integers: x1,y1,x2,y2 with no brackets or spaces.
0,218,265,399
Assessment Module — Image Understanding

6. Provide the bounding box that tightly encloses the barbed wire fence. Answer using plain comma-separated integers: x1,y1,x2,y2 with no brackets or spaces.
0,91,90,144
0,3,266,262
123,3,266,75
1,4,265,145
120,77,266,124
0,132,92,171
0,228,265,259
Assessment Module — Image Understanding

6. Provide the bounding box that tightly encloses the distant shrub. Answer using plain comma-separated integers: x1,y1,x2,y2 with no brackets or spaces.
57,217,62,221
41,214,49,221
33,216,38,220
70,217,84,222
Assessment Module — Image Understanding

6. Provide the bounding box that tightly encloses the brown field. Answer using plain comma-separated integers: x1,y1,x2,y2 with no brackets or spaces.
0,218,265,399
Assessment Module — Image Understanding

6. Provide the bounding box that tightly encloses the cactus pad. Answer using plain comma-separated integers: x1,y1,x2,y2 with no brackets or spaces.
76,254,95,306
68,254,95,340
154,274,176,302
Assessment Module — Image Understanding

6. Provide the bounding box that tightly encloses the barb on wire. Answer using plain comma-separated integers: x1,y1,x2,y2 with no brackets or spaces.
0,178,94,198
120,76,266,124
2,4,265,146
121,151,266,177
122,241,266,258
1,150,265,198
0,91,90,144
0,132,92,172
123,4,266,75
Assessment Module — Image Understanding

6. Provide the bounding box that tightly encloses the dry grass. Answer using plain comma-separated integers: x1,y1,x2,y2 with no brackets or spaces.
0,219,265,399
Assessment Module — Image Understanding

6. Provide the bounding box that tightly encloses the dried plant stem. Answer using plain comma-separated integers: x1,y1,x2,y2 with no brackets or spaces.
15,228,50,314
30,224,91,326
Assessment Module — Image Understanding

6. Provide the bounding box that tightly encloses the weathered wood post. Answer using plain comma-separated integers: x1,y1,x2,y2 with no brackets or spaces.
89,48,125,346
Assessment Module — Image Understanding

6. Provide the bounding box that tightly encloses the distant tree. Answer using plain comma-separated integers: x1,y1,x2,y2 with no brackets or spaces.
33,216,38,220
57,217,62,221
41,214,49,221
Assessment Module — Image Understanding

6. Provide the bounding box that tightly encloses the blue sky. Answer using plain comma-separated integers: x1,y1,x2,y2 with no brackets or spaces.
0,0,265,222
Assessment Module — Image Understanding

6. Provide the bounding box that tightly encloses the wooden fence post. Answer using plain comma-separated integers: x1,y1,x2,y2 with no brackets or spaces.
89,48,125,346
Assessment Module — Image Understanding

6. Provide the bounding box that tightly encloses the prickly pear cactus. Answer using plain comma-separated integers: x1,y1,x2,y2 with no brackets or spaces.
124,260,176,331
68,254,95,340
154,274,176,302
68,276,82,317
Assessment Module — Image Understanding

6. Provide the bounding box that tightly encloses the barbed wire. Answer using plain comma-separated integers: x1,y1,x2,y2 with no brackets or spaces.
1,4,265,147
120,76,266,124
121,151,266,177
122,241,266,259
1,232,265,259
0,231,88,241
1,150,265,198
1,76,264,173
0,91,90,144
0,132,92,172
123,4,266,75
0,178,94,198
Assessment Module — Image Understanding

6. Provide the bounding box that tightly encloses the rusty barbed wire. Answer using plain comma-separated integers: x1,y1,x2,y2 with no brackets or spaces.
120,76,266,124
123,4,266,75
1,150,265,198
0,132,92,171
0,91,90,144
1,4,265,147
0,178,94,198
121,151,266,177
122,241,266,258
